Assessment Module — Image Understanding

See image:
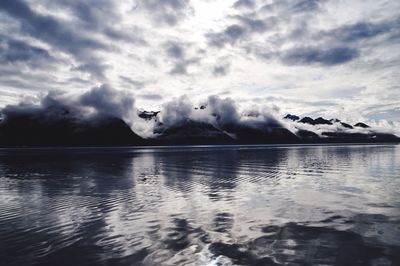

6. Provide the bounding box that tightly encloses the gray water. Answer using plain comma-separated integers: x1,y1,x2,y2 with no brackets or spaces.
0,144,399,266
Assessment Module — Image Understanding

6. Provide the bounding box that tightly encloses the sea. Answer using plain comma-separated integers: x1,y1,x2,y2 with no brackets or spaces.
0,144,399,265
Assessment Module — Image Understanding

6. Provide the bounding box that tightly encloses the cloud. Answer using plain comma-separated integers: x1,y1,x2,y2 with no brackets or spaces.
0,0,114,80
138,93,163,101
163,41,200,75
1,84,159,138
233,0,256,10
233,24,251,36
138,0,193,26
261,0,326,14
0,0,108,58
40,0,148,44
50,0,119,29
160,95,194,126
164,41,185,59
170,58,200,75
0,37,51,64
234,16,272,33
323,21,397,43
280,47,360,66
157,95,242,129
119,76,147,89
212,63,230,77
2,84,135,122
211,13,395,67
79,84,136,121
208,25,246,47
158,94,280,131
206,96,240,126
72,62,110,80
209,0,394,69
206,13,276,48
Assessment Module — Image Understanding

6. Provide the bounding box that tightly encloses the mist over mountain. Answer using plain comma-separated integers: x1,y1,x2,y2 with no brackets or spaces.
282,114,399,143
0,87,399,147
0,86,144,147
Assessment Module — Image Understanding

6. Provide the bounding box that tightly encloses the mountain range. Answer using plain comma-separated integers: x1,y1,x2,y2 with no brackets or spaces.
0,106,398,147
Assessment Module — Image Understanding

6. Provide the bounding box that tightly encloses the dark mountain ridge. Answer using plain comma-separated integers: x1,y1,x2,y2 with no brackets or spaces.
0,104,145,147
152,120,234,145
221,122,299,144
289,114,371,129
0,108,398,147
284,114,399,143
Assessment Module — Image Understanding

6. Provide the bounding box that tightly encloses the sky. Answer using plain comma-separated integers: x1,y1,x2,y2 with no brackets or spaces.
0,0,399,127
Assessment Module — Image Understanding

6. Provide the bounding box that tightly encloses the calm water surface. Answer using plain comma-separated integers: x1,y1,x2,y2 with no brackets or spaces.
0,145,399,265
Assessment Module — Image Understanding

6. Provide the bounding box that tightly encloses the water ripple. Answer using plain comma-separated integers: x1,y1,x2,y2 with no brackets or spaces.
0,144,399,265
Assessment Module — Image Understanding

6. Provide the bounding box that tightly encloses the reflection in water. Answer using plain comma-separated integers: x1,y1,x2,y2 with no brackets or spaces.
0,145,399,265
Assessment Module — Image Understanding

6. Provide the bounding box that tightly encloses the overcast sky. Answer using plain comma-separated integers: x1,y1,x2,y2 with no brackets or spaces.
0,0,399,125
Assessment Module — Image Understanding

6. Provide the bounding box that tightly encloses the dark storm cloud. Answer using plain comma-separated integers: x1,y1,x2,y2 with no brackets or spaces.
0,0,150,83
47,0,147,44
0,66,93,95
138,0,193,26
275,18,399,66
1,85,137,129
206,95,241,125
56,85,134,122
281,47,359,66
211,1,397,67
80,84,136,119
206,0,329,52
321,20,400,43
0,0,109,58
0,37,51,64
0,64,69,92
0,78,48,92
0,0,119,80
50,0,119,27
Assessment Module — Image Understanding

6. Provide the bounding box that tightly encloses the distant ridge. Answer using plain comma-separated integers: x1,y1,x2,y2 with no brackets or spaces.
283,113,399,143
354,122,370,128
